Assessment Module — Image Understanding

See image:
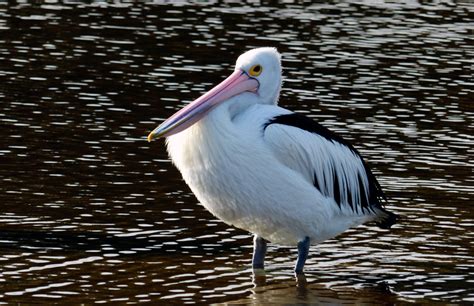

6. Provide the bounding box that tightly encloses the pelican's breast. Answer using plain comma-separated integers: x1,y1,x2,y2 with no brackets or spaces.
166,110,257,224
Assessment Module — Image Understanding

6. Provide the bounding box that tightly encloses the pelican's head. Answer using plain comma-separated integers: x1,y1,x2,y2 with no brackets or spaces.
235,47,282,105
148,47,282,141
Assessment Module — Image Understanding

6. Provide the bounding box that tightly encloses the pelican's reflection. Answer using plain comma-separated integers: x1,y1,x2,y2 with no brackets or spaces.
245,269,398,305
252,268,267,286
252,269,308,288
295,272,308,298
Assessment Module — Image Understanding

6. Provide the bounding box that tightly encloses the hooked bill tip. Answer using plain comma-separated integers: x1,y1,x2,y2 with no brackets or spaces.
147,131,158,142
147,126,167,142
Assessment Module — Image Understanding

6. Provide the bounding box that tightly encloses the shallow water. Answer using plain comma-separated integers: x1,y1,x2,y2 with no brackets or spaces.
1,1,473,304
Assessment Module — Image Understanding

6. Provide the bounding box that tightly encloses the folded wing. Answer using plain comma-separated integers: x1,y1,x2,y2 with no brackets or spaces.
263,113,388,217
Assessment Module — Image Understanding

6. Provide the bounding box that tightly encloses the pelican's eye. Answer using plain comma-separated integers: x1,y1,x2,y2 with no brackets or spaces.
249,64,263,77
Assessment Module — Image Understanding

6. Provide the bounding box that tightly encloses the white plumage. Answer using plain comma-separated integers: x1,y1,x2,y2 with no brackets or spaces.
148,47,397,273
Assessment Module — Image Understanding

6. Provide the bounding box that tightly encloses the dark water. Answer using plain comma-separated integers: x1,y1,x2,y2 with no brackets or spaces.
1,1,473,304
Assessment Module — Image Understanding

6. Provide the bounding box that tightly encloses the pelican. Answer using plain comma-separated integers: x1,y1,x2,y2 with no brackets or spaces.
148,48,397,274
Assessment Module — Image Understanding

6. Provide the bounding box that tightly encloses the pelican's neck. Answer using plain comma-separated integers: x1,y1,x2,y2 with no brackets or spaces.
166,94,256,171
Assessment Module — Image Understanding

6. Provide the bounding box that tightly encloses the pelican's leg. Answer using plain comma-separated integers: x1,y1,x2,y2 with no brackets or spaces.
252,235,267,269
294,236,310,274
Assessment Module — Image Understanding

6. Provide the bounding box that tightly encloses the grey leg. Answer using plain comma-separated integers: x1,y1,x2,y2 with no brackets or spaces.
252,235,267,269
294,236,310,274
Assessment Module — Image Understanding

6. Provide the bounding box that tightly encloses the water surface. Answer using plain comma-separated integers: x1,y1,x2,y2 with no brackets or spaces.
0,1,473,304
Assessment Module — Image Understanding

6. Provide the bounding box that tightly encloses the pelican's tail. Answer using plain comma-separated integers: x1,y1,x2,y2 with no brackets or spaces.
374,208,398,229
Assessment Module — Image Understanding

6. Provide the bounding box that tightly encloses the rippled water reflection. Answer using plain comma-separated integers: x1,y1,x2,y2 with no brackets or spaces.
1,1,473,304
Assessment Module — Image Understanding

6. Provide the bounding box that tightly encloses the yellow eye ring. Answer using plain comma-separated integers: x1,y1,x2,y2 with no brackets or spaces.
249,64,263,77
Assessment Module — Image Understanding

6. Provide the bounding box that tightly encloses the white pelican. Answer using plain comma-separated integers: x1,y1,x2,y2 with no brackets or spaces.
148,48,397,274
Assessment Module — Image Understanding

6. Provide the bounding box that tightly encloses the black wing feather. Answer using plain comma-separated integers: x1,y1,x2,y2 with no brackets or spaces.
264,113,388,213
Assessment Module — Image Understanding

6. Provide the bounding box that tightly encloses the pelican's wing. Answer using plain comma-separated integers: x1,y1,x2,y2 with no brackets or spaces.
263,113,392,223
